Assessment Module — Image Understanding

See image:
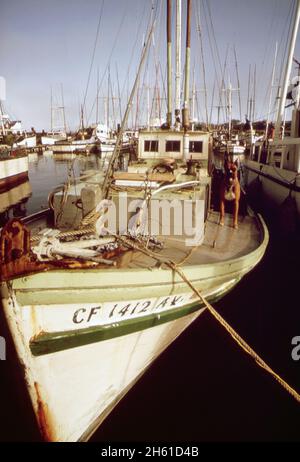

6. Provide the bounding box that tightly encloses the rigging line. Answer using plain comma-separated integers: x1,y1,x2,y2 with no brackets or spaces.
256,0,292,118
205,0,226,100
86,2,129,126
119,1,157,110
277,0,296,96
201,2,223,121
115,63,122,126
256,0,279,97
102,14,158,198
82,0,105,123
233,46,242,123
219,44,229,124
209,78,216,126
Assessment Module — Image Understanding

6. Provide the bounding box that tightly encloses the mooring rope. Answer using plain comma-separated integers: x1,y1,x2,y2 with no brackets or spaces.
113,234,300,405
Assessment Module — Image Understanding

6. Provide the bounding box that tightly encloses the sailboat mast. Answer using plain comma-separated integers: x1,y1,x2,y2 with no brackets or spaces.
175,0,182,126
0,101,5,136
191,64,196,126
275,0,300,139
50,86,53,133
61,83,67,134
265,42,278,138
233,46,242,122
246,64,251,120
183,0,191,130
228,76,232,137
252,64,256,122
96,68,99,125
166,0,172,127
107,66,110,130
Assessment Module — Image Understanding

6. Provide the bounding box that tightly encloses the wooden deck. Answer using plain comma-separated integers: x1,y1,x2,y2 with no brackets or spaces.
126,210,262,269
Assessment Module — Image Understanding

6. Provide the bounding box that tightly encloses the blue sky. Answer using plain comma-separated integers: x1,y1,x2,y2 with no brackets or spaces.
0,0,299,131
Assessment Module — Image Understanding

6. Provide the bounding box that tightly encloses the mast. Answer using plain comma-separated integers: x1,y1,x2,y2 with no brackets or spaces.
246,64,251,120
80,104,84,132
103,17,156,198
182,0,191,130
0,101,5,137
107,65,110,130
175,0,182,126
115,63,122,127
227,76,232,137
252,64,256,122
191,64,196,127
265,42,278,139
50,86,53,133
233,46,242,122
209,78,216,127
275,0,300,139
96,68,99,125
61,83,67,134
166,0,172,127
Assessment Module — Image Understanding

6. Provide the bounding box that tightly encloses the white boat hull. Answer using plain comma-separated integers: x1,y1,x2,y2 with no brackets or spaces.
52,141,96,153
0,155,29,191
15,136,37,149
0,211,268,442
41,135,66,146
1,277,237,442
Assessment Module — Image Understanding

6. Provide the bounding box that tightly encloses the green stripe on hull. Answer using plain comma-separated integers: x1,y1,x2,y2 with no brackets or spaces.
30,281,238,357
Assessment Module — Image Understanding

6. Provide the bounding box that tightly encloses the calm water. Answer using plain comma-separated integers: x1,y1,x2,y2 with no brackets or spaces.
0,152,299,442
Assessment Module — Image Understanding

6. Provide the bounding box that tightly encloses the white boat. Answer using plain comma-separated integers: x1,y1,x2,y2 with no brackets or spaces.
244,0,300,222
14,135,37,149
52,138,97,154
0,1,268,442
0,150,29,192
41,133,67,146
0,166,268,442
213,132,246,170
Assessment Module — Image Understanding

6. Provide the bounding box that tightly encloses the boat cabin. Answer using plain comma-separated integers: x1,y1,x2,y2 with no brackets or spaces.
138,129,210,162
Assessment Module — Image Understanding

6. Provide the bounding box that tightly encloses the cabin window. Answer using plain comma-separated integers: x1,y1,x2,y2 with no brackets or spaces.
166,140,181,152
144,140,158,152
189,141,203,153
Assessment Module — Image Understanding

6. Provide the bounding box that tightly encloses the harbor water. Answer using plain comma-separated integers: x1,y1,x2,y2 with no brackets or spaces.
0,152,299,442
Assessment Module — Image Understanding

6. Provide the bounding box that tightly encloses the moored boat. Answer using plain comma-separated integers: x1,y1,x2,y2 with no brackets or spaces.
0,147,29,192
244,0,300,226
0,0,269,442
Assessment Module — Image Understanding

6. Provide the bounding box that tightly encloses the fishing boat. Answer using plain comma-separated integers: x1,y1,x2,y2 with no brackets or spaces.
41,133,67,146
244,0,300,224
0,0,268,442
0,147,29,192
213,132,246,169
51,138,98,154
14,134,37,149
